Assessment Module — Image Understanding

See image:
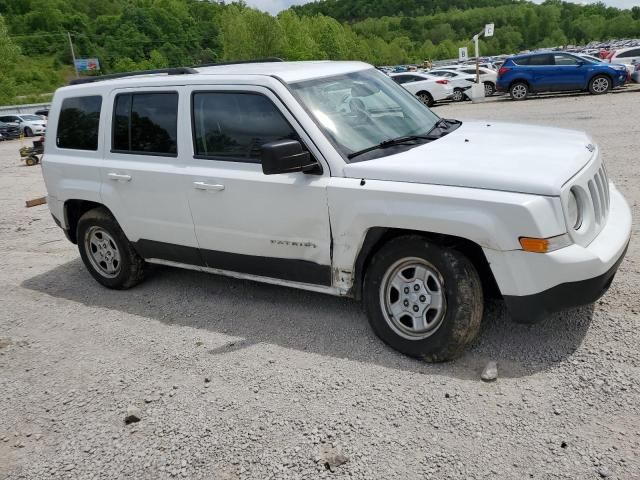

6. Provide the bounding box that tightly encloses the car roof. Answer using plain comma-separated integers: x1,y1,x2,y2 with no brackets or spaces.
197,61,371,82
61,61,373,92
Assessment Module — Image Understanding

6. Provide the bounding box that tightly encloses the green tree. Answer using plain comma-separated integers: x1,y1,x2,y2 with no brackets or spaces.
0,14,20,103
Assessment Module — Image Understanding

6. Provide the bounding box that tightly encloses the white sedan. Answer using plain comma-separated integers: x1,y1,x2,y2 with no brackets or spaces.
450,66,499,96
389,72,454,106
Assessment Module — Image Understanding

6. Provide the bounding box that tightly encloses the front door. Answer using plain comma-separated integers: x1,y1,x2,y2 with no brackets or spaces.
552,54,584,90
183,86,333,286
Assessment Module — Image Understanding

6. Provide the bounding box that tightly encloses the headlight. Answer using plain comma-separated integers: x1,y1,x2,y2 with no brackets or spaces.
568,188,582,230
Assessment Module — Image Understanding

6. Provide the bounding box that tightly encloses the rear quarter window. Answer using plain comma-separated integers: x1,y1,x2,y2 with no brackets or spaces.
57,96,102,151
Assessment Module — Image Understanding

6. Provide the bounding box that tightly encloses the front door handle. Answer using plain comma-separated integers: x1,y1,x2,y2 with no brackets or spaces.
193,181,225,191
107,173,132,181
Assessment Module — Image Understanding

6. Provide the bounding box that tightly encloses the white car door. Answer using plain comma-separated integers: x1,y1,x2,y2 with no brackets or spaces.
183,85,333,286
100,86,200,263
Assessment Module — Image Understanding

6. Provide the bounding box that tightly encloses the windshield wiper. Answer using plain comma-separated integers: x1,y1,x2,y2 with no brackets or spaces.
347,134,434,160
426,118,461,136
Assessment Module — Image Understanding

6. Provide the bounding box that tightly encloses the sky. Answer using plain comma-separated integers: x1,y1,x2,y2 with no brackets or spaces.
244,0,639,15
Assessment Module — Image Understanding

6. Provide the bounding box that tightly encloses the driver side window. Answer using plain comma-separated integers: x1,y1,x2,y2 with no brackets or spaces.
554,54,579,66
192,92,300,163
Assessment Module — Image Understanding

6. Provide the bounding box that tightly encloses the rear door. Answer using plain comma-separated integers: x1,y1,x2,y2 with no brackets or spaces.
524,54,554,92
183,85,333,286
100,87,200,263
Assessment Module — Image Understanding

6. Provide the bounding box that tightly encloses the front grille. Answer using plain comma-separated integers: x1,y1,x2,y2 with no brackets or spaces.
587,165,610,226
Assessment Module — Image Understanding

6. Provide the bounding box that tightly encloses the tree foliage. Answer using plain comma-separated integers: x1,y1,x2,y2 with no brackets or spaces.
0,0,639,104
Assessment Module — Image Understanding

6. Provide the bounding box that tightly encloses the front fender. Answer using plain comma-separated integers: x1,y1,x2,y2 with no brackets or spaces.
327,178,566,288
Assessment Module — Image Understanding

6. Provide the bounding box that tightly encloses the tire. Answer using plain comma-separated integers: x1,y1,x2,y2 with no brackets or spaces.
25,156,36,166
509,82,529,101
484,82,495,96
77,207,145,289
363,236,483,362
452,89,465,102
416,91,434,107
24,127,33,137
589,75,611,95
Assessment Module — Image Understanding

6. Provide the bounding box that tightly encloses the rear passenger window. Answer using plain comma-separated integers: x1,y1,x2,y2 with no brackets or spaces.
529,55,553,66
57,96,102,150
514,58,530,66
192,92,298,162
618,48,639,58
112,92,178,156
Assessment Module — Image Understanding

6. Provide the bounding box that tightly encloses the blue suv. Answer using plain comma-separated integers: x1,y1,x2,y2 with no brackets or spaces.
497,52,628,100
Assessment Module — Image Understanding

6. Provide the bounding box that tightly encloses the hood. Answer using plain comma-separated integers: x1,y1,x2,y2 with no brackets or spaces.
343,121,595,196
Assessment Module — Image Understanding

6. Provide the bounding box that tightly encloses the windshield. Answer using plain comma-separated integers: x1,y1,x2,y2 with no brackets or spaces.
580,55,603,64
289,69,440,161
21,115,42,121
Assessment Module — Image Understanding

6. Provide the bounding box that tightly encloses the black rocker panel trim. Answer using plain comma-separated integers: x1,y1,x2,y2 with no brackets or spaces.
133,239,332,286
133,239,205,267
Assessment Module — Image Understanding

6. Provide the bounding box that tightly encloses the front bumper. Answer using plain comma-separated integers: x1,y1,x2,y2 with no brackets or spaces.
484,184,632,323
503,242,627,323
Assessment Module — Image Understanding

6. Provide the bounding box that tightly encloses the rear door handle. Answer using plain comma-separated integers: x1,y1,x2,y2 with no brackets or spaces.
107,173,132,181
193,181,225,191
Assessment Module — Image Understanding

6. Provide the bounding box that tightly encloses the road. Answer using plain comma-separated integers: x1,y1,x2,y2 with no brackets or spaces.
1,87,639,479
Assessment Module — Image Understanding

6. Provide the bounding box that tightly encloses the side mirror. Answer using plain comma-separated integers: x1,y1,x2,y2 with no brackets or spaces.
261,139,319,175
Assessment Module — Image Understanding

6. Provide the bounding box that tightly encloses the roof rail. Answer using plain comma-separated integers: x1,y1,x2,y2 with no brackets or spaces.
68,67,198,86
67,58,285,86
191,57,285,68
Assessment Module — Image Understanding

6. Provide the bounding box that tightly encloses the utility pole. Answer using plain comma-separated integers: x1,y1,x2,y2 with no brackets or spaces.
472,24,494,84
67,31,79,78
474,34,481,84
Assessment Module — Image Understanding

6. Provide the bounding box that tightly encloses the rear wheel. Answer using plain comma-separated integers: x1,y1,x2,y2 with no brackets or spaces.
416,91,434,107
363,236,484,362
484,82,496,96
25,156,36,166
509,82,529,101
77,208,145,289
452,89,465,102
24,127,33,137
589,75,611,95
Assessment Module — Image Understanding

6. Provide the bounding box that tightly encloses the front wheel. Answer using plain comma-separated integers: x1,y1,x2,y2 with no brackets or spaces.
417,91,434,107
77,208,145,289
452,89,465,102
363,236,483,362
589,75,611,95
24,127,33,137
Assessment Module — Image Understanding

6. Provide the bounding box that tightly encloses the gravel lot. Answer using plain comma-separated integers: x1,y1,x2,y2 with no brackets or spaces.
1,87,639,480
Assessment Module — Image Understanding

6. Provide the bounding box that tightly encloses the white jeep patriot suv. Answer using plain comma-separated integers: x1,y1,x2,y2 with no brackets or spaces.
42,60,631,361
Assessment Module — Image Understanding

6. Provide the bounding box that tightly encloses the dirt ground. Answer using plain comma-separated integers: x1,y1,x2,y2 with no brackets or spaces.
1,86,639,480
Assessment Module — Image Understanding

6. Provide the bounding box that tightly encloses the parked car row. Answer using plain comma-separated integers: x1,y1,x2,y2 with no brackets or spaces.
0,121,21,141
0,114,47,137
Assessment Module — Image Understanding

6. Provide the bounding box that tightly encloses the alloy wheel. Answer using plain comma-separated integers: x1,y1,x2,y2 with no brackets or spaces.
85,226,121,278
379,257,447,340
592,77,609,94
511,84,527,99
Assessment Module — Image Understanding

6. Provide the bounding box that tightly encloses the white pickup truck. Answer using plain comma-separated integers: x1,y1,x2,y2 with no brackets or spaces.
42,60,631,361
